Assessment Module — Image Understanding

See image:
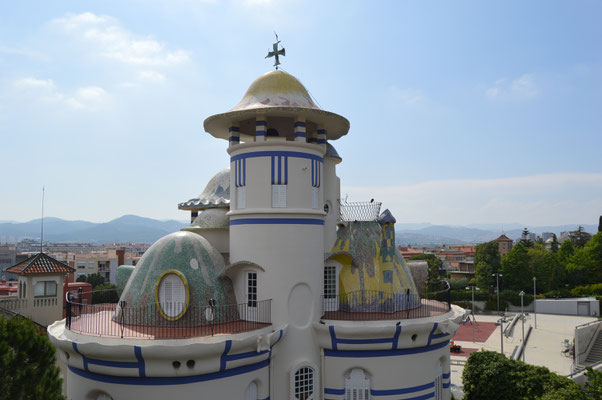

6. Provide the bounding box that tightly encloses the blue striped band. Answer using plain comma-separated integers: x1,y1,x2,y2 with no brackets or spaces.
324,340,449,357
229,136,240,142
294,132,307,138
256,130,266,136
294,121,306,128
255,120,267,126
317,129,326,135
68,359,269,386
317,139,326,144
231,150,322,163
230,218,324,226
229,126,240,132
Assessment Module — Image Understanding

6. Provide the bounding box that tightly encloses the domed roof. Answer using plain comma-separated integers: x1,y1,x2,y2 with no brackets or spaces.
117,231,237,325
204,70,349,141
178,168,230,211
184,208,229,231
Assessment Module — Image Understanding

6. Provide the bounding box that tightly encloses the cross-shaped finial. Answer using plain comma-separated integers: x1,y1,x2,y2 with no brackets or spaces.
265,32,285,70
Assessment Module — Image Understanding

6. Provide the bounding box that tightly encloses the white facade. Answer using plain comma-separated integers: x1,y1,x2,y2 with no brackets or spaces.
49,69,464,400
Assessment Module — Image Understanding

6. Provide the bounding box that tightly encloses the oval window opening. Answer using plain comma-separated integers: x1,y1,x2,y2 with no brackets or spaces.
158,273,187,319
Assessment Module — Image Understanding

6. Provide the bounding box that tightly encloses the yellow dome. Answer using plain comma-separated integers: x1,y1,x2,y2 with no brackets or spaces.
232,70,319,111
204,70,349,141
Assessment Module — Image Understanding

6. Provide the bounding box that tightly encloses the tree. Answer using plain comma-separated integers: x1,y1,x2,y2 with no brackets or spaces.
527,243,554,293
0,315,65,400
409,254,441,292
462,351,585,400
520,228,533,248
474,241,501,290
584,367,602,400
550,234,559,254
558,240,575,264
570,226,593,248
76,273,105,288
500,242,531,291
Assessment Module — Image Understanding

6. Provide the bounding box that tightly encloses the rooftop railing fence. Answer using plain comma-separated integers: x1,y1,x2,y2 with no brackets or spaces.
65,292,271,339
321,281,451,321
339,200,382,222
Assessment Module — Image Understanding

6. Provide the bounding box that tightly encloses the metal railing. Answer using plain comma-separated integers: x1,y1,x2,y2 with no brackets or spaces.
339,200,382,222
321,284,451,321
66,296,271,339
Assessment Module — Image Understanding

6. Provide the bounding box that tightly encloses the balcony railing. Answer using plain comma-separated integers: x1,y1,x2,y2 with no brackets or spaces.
321,283,451,321
65,295,271,339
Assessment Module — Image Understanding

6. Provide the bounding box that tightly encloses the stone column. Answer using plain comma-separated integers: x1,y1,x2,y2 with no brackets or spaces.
229,126,240,147
256,118,267,142
294,119,306,142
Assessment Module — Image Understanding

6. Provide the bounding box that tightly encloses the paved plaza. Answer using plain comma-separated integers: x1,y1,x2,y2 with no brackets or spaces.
449,312,598,398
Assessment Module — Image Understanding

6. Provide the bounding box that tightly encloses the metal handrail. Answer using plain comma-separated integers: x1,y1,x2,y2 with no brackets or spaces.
321,283,451,321
65,295,272,339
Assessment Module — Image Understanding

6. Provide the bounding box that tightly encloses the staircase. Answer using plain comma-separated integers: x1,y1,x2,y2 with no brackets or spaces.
585,331,602,365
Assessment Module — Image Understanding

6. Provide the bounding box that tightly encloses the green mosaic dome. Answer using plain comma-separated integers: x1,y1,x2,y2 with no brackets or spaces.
117,231,236,326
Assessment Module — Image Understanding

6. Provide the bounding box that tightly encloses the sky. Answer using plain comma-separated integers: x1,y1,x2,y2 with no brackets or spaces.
1,0,601,226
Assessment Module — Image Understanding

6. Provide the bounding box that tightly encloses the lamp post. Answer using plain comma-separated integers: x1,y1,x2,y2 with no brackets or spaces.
519,290,525,362
467,285,480,343
533,277,537,329
498,317,504,355
492,273,503,315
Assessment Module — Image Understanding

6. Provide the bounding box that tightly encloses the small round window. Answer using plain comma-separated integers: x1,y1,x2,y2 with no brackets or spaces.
156,271,189,320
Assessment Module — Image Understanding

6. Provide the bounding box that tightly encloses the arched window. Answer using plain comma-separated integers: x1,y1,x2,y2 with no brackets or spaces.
156,271,188,320
244,382,257,400
293,366,314,400
345,368,370,400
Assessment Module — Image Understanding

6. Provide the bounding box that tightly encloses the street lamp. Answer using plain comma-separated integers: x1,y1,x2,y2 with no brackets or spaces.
533,277,537,329
519,290,525,362
466,285,480,343
492,273,503,315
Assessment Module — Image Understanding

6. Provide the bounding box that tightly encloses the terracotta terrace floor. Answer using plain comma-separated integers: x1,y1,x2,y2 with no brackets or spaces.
68,311,270,339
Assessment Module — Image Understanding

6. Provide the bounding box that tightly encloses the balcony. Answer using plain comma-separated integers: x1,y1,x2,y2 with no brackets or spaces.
65,294,271,339
321,284,451,321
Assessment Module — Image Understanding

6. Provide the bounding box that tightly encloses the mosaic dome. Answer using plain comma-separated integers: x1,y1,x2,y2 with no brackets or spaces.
204,70,349,141
116,231,236,325
178,168,230,210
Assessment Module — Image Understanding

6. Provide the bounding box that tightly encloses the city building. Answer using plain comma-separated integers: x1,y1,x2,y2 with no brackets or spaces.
5,252,74,326
495,234,513,257
48,67,464,400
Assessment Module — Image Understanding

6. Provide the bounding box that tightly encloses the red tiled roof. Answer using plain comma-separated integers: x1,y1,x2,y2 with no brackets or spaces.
6,252,75,275
496,234,512,242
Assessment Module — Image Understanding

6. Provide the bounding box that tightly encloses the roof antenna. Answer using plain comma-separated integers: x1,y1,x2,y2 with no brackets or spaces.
40,186,44,254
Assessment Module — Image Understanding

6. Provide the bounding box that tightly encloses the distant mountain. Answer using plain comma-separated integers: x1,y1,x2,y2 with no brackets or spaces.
0,215,188,244
0,215,597,246
396,224,598,246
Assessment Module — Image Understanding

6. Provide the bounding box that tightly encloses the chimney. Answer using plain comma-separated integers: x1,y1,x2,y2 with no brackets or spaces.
117,248,125,266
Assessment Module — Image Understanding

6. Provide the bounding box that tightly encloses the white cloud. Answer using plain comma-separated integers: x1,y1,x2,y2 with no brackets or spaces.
13,77,109,111
137,70,166,83
486,74,539,100
388,86,428,106
52,12,189,67
342,173,602,226
14,77,56,90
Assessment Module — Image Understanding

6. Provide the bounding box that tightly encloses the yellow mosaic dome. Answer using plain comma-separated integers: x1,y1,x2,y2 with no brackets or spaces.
204,70,349,141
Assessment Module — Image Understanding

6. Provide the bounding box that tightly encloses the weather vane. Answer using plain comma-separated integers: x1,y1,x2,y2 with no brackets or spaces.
265,32,285,70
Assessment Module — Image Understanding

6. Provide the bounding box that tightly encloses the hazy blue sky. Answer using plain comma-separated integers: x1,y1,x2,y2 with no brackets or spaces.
1,1,601,226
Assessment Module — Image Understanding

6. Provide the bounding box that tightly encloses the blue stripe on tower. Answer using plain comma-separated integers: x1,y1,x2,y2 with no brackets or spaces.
311,160,315,187
256,120,267,126
271,156,275,185
318,161,321,187
278,156,282,184
284,156,288,184
229,126,240,132
235,160,238,187
294,121,306,128
243,158,246,186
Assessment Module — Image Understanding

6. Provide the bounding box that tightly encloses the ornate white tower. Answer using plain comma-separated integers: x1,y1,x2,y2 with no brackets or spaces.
204,69,349,400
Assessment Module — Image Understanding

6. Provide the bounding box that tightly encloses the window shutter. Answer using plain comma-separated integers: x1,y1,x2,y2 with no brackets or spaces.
237,186,246,209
